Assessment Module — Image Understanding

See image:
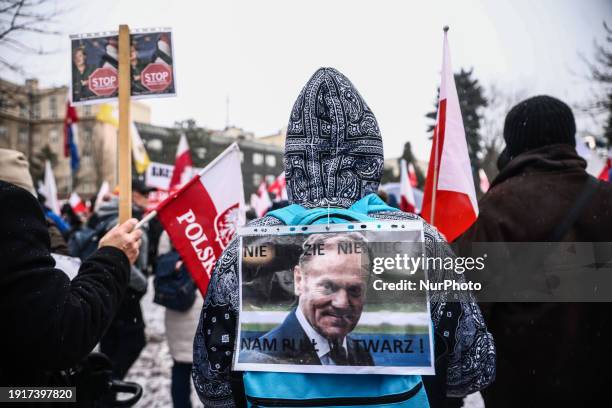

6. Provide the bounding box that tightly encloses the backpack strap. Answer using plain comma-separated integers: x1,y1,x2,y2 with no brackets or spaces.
349,193,398,214
265,204,309,225
267,194,399,226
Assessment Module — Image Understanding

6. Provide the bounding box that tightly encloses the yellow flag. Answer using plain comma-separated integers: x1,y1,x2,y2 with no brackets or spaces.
96,104,119,127
131,121,151,174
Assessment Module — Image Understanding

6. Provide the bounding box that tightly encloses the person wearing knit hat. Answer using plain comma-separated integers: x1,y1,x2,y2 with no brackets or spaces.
503,95,576,159
0,148,36,196
458,95,612,407
0,148,73,253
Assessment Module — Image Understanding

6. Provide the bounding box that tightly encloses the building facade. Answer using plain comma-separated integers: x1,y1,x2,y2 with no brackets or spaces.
136,123,285,198
0,77,151,198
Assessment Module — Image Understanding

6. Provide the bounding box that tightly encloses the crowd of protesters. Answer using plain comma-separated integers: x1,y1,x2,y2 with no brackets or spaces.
1,66,611,408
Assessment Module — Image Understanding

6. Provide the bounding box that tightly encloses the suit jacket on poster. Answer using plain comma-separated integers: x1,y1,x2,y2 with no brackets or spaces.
245,309,374,366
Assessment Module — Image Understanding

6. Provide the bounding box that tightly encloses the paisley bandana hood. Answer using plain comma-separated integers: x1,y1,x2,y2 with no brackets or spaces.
284,67,384,208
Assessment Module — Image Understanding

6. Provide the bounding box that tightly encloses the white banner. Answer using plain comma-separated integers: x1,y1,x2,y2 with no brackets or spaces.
145,161,203,191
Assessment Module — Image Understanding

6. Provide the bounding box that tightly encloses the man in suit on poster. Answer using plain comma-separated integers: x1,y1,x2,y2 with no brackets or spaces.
251,233,374,366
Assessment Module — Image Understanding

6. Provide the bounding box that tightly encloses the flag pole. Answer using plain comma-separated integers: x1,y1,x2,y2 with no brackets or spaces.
118,24,132,223
135,210,157,230
430,25,449,225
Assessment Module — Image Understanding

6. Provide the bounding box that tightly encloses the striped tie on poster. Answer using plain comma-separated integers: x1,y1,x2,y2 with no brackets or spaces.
155,143,245,295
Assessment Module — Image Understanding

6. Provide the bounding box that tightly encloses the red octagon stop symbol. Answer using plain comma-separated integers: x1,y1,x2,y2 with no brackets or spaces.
141,63,173,92
88,67,118,96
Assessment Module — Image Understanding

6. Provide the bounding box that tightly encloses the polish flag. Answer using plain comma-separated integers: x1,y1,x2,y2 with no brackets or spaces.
155,143,245,295
408,162,418,188
598,150,611,182
400,159,417,213
479,168,490,193
169,133,193,191
421,28,478,242
69,192,88,214
268,173,288,201
250,182,273,217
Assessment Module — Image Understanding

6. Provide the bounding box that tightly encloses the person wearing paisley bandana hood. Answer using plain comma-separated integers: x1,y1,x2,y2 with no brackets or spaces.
192,68,495,407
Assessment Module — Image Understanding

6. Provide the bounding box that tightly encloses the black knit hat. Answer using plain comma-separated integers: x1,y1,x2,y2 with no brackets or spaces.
503,95,576,158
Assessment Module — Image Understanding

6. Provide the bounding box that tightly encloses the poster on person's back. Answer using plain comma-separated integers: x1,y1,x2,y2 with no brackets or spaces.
70,28,176,105
233,222,435,375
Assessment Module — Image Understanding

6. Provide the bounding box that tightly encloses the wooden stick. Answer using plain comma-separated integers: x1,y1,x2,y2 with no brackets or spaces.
118,24,132,223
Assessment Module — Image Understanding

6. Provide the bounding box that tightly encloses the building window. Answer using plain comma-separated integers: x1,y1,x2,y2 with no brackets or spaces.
252,152,263,166
82,155,92,167
83,126,93,143
19,103,28,118
146,138,163,151
195,147,207,160
265,174,276,185
49,96,57,119
33,102,40,119
0,126,8,143
252,173,262,187
18,128,28,145
49,129,59,145
265,154,276,167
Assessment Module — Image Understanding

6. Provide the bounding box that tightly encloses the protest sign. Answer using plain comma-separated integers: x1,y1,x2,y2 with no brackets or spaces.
234,222,435,375
145,161,204,191
70,28,176,105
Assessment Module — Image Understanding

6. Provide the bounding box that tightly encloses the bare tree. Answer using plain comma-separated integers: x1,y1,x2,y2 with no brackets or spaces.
480,84,527,181
0,0,67,74
578,21,612,145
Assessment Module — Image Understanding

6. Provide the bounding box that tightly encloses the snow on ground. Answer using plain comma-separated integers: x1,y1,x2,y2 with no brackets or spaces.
122,281,483,408
122,283,200,407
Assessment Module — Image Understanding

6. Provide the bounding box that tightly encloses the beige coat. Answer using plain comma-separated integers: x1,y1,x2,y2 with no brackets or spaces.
158,232,203,363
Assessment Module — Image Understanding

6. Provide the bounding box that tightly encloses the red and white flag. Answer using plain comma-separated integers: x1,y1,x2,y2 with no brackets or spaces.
421,29,478,242
69,192,88,214
408,162,418,188
598,150,611,182
169,133,193,191
479,168,490,193
155,143,245,295
268,173,288,201
250,182,272,217
400,159,417,213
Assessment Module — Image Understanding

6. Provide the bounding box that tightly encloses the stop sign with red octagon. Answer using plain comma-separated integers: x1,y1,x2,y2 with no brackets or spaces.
88,67,119,96
141,63,173,92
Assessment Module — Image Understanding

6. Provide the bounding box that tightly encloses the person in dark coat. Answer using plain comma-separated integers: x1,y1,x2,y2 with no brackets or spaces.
0,161,142,385
94,183,151,385
458,95,612,407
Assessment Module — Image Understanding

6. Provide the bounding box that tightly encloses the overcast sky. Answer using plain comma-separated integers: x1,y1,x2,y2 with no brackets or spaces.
5,0,611,160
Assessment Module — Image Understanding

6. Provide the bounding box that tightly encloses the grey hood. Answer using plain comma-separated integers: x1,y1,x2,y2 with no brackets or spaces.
284,67,384,208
